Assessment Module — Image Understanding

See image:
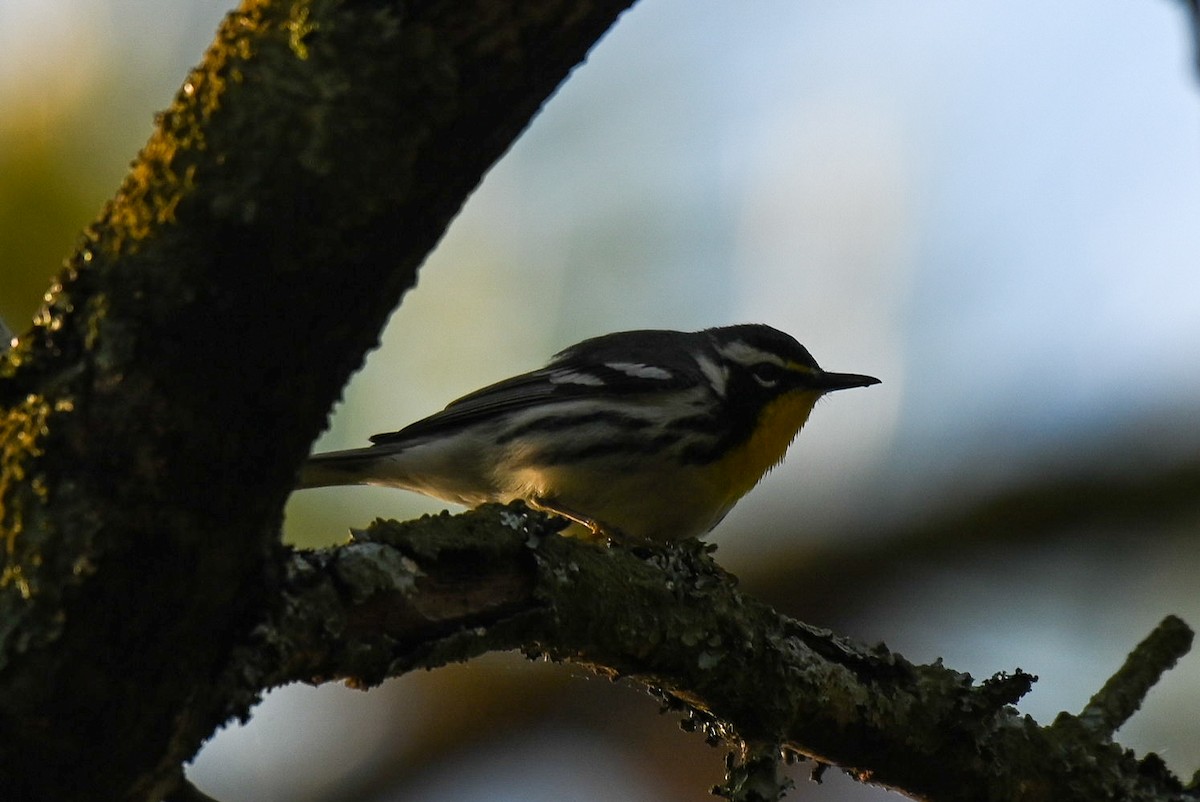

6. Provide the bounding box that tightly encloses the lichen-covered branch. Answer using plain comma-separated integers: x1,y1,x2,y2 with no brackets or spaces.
251,504,1198,802
1075,615,1193,739
0,2,634,799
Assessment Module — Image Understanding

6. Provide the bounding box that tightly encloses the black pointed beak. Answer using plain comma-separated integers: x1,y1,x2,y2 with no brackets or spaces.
813,370,881,392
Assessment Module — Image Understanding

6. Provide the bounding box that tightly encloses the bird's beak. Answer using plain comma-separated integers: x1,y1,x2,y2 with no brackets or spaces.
813,371,881,392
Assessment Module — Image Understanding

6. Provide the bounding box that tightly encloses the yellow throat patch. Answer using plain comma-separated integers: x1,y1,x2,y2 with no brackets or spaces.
715,389,823,502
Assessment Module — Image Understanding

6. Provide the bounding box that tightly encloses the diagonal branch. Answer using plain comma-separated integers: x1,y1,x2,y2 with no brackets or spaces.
0,2,635,799
1074,615,1193,739
247,504,1197,802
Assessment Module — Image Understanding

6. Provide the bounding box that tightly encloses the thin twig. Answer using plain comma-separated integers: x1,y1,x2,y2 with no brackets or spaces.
1075,615,1194,738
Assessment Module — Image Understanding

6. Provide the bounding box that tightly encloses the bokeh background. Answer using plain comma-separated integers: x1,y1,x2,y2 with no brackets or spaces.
3,1,1199,800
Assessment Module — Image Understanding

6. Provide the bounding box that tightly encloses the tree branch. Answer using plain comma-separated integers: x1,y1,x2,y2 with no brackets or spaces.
247,504,1197,802
1073,615,1193,739
0,2,634,799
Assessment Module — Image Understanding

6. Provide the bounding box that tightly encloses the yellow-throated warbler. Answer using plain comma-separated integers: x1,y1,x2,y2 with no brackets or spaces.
300,324,879,541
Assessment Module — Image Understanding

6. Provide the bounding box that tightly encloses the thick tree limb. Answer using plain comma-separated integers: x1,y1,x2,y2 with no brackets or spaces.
0,1,634,799
246,504,1197,802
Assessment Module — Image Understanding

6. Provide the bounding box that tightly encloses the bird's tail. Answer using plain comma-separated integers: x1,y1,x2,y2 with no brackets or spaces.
297,447,382,489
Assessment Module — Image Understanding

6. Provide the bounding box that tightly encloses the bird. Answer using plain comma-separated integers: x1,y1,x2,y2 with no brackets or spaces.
299,324,879,541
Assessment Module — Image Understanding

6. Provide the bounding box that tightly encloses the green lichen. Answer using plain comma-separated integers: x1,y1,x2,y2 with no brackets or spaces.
360,503,565,561
100,4,263,256
0,394,55,597
83,292,108,353
286,3,317,60
333,541,418,604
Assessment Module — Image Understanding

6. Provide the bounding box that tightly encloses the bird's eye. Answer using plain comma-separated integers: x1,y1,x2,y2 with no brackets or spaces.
750,363,785,388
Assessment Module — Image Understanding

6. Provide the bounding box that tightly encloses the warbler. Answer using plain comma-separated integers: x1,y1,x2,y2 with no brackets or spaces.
299,324,879,541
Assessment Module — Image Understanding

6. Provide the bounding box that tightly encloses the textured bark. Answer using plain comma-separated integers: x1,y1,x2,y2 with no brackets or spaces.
0,1,634,799
253,506,1196,802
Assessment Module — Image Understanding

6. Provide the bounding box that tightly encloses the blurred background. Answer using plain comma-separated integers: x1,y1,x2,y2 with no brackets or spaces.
3,0,1199,799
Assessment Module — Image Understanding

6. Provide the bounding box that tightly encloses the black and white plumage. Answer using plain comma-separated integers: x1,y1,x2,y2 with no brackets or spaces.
299,325,879,541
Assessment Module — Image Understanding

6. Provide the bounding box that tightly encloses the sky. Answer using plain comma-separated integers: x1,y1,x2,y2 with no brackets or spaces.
286,0,1200,545
4,0,1199,512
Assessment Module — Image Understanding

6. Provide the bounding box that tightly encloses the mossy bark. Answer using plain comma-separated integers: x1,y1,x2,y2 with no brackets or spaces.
252,505,1195,802
0,2,633,799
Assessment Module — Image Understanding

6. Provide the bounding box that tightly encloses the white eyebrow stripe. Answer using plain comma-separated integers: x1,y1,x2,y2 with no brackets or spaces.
695,354,727,397
549,370,605,386
716,340,784,367
605,362,673,380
